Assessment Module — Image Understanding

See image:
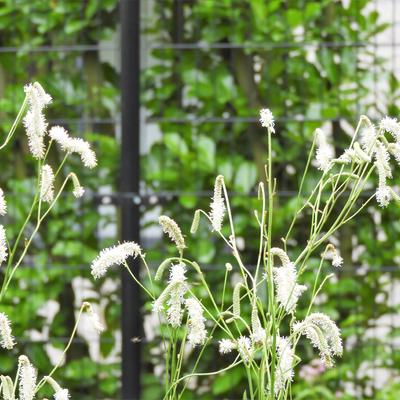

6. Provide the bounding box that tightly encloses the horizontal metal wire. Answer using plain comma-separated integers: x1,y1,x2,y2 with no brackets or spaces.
146,116,361,124
0,40,388,55
0,44,118,54
149,41,395,50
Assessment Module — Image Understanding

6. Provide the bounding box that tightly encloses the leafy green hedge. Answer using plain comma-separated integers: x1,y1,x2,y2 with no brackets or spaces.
142,1,400,398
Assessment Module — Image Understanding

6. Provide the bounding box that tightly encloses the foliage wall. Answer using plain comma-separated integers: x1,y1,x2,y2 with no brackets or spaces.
1,0,400,399
0,1,120,398
142,1,400,399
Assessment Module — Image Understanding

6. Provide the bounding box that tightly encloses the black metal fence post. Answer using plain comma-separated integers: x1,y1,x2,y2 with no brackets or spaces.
120,0,141,399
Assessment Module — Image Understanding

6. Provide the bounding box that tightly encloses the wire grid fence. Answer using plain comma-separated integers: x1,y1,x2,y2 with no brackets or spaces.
140,0,400,398
0,0,400,399
0,1,121,399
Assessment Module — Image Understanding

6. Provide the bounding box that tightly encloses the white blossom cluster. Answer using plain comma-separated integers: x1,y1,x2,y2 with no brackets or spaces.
91,241,142,279
166,263,188,327
271,247,307,313
316,116,400,207
315,128,335,172
294,312,343,368
1,357,70,400
40,164,55,203
49,126,97,169
185,297,207,346
23,82,52,159
18,355,37,400
237,336,253,363
0,188,7,216
84,302,105,334
218,338,236,354
0,225,7,266
45,376,70,400
324,244,343,268
158,215,186,253
274,337,295,395
153,263,208,346
259,108,275,133
0,312,15,350
209,175,225,232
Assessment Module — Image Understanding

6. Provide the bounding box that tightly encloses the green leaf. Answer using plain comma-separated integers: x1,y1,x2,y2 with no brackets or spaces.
196,135,216,171
212,367,243,395
234,161,257,193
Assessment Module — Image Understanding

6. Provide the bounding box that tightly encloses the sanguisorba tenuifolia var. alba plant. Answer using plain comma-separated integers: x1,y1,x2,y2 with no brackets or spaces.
91,107,400,400
0,83,104,400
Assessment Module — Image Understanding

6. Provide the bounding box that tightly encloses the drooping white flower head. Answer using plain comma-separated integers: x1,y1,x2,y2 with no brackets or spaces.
153,263,188,328
324,244,343,268
23,82,52,159
374,141,392,183
166,264,188,327
71,173,84,198
273,263,307,313
315,128,334,172
388,142,400,166
219,339,236,354
271,248,307,313
40,164,55,203
294,312,342,368
251,327,267,345
0,375,14,400
18,355,37,400
380,116,400,141
54,388,70,400
250,300,266,345
332,254,343,268
338,148,357,164
275,337,295,395
209,175,225,232
169,262,187,284
69,138,97,169
0,225,8,265
159,216,186,253
73,186,85,198
360,125,378,153
259,108,275,133
49,126,97,169
44,376,70,400
0,313,15,350
49,126,71,151
376,185,392,208
185,297,207,346
25,82,52,108
237,336,253,363
90,241,142,279
0,188,7,216
83,302,105,334
374,140,393,207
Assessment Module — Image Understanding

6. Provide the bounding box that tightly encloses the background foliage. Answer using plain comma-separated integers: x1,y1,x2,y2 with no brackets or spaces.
142,0,400,399
0,1,120,398
0,0,400,399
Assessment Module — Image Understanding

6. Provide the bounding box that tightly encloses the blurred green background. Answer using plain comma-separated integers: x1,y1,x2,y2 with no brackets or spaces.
1,0,400,399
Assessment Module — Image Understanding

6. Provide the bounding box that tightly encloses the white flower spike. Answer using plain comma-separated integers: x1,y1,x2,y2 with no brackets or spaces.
0,188,7,216
259,108,275,133
91,242,142,279
0,312,15,349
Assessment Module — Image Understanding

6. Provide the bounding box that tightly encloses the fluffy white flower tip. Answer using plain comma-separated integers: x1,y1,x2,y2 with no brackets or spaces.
0,312,15,349
259,108,275,132
219,339,236,354
54,388,70,400
0,188,7,216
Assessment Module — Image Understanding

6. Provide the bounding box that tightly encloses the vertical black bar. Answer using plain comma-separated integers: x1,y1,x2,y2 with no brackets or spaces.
120,0,141,399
